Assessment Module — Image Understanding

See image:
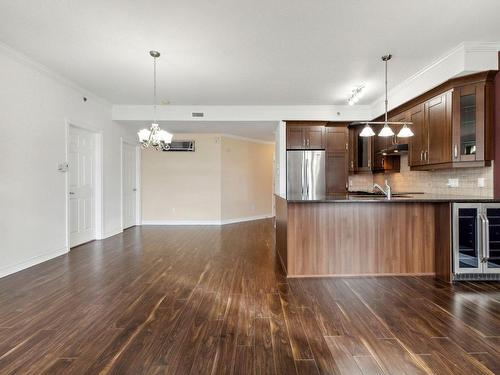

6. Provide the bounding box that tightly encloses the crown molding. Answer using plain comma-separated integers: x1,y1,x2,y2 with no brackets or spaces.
218,133,275,145
0,40,110,107
369,41,500,118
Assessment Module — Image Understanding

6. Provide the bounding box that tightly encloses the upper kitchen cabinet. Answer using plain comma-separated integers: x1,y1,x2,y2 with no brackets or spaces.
286,122,326,149
408,104,426,167
349,125,372,173
325,124,348,193
409,91,452,168
452,81,494,163
426,91,453,165
405,71,496,170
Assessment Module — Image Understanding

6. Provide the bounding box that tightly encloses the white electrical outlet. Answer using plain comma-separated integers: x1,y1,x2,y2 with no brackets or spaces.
478,178,485,188
447,178,459,188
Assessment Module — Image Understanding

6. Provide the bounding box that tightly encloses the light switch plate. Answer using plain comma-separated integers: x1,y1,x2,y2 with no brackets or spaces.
447,178,459,188
478,178,485,188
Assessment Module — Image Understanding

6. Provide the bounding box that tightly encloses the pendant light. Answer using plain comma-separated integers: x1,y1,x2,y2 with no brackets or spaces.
354,54,414,138
359,124,375,137
137,51,173,150
397,123,414,138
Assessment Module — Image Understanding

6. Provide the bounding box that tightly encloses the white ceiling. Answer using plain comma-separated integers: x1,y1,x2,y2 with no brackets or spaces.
124,121,278,142
0,0,500,105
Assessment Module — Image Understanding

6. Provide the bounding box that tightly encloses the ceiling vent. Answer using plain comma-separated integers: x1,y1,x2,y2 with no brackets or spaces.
162,140,195,152
191,112,204,118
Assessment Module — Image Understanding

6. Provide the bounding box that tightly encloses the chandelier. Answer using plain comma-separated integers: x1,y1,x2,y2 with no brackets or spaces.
353,54,414,138
137,51,173,150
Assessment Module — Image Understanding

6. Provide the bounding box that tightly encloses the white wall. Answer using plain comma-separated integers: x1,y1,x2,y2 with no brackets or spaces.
221,136,274,221
141,134,222,224
0,45,136,278
141,134,275,225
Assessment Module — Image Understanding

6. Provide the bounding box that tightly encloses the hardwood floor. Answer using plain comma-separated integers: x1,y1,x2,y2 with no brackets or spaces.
0,219,499,374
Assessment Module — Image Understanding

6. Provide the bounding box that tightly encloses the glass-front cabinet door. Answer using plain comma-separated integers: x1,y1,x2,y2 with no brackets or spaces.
484,206,500,273
452,83,485,162
356,127,372,172
453,204,482,273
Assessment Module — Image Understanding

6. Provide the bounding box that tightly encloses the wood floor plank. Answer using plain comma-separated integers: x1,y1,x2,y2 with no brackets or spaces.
1,221,500,374
255,317,276,375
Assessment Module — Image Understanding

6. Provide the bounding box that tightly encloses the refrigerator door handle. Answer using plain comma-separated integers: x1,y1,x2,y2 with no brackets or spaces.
305,153,309,196
301,152,305,197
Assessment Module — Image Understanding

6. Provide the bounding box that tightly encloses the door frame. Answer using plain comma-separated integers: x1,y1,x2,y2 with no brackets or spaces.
121,138,141,230
65,120,104,250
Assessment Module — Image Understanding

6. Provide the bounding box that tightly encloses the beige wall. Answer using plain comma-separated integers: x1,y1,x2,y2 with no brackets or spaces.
141,134,222,222
221,137,275,220
141,134,275,223
349,154,493,197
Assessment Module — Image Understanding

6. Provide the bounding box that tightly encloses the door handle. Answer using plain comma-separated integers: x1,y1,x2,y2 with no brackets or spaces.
424,150,428,162
484,213,490,262
454,144,458,159
420,150,424,161
480,213,489,263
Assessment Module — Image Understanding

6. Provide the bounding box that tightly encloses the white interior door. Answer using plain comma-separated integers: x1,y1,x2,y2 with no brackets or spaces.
68,126,96,247
122,142,137,229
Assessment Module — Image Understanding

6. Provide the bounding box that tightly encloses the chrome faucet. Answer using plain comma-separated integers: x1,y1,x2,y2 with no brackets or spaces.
373,180,392,199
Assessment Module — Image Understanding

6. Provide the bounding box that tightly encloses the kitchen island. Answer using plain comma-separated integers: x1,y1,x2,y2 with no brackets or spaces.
275,193,499,282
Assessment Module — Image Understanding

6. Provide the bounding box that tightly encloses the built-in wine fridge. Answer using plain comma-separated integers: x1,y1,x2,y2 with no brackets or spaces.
453,203,500,280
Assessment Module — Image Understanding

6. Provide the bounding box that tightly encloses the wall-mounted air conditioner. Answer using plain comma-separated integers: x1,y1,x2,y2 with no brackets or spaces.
163,140,195,152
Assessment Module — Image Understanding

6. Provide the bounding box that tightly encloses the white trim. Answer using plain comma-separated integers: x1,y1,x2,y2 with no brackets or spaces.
102,227,123,239
0,247,68,279
218,133,275,145
220,214,274,225
142,220,222,226
370,41,500,117
0,40,109,106
142,214,274,226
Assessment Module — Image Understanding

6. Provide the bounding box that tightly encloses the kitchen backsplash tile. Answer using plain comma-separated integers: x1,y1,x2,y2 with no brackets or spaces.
349,155,493,197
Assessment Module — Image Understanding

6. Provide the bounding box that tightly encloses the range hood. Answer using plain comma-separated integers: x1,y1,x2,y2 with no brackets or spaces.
378,143,408,156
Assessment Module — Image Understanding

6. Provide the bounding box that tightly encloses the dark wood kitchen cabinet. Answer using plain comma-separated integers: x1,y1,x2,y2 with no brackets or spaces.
347,125,373,173
408,103,426,167
452,81,494,163
405,71,495,170
408,91,452,168
286,122,326,149
325,125,348,193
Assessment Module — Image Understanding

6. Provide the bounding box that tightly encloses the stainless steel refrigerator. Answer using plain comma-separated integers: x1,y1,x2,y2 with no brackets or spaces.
287,150,325,200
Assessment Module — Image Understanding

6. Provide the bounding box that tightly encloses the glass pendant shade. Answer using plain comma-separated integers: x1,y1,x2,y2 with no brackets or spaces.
157,129,173,144
378,124,394,137
359,124,375,137
138,128,151,142
397,124,414,138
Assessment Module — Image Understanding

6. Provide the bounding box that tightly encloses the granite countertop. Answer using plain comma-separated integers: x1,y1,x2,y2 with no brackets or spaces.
285,192,499,203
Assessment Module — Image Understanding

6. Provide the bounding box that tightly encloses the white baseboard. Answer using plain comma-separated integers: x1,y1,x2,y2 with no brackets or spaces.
101,227,123,239
142,219,222,226
0,246,69,279
220,214,275,225
142,214,274,226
